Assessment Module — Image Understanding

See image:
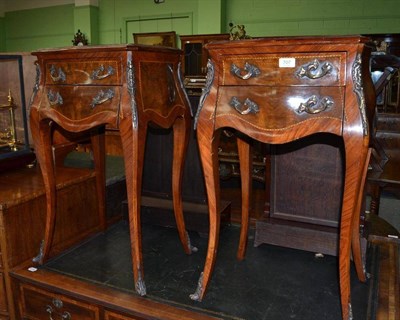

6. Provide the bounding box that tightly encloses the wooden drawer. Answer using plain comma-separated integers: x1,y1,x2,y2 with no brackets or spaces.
104,310,146,320
45,60,121,85
0,273,7,313
221,52,346,87
19,283,100,319
42,86,120,128
216,86,344,133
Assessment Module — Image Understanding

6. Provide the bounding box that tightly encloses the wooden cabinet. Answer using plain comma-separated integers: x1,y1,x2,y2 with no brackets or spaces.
0,166,102,319
263,135,344,256
194,36,375,320
180,34,229,76
180,34,229,95
30,45,193,298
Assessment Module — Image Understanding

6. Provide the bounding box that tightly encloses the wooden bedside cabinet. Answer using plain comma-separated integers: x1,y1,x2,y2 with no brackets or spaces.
30,45,193,297
193,36,376,320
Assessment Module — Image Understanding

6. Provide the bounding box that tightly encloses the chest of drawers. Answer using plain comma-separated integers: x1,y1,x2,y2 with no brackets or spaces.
30,45,193,298
193,36,375,320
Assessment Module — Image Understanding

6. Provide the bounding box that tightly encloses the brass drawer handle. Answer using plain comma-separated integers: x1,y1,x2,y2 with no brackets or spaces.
90,64,115,80
296,59,333,79
230,62,261,80
47,90,63,106
49,65,66,83
297,95,334,114
90,88,115,108
230,96,259,115
45,298,71,320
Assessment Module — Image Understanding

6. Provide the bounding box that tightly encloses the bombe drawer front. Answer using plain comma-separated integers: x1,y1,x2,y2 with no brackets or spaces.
221,53,346,87
42,86,120,128
45,61,121,85
215,86,344,132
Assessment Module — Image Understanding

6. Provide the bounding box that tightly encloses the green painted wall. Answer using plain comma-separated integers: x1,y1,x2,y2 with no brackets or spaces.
97,0,223,45
4,4,75,52
74,5,99,45
1,0,399,52
224,0,400,37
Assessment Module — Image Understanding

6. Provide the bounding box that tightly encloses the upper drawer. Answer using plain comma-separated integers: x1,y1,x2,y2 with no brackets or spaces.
221,53,346,86
45,60,121,85
42,86,120,128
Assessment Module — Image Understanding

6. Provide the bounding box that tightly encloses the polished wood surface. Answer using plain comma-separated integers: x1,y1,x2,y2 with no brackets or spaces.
29,45,193,297
194,36,375,320
11,265,220,320
0,166,102,319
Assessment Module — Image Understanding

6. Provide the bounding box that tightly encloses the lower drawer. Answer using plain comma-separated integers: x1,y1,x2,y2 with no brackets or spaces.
104,310,147,320
19,283,100,320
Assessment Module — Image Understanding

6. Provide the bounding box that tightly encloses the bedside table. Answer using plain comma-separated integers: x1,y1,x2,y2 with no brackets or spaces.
193,36,375,320
29,44,193,296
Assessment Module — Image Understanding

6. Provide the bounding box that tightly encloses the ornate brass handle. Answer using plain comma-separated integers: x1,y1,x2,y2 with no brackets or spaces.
45,299,71,320
297,95,334,114
90,65,115,80
47,90,63,106
90,89,114,108
230,62,261,80
229,97,259,115
296,59,333,79
49,65,66,83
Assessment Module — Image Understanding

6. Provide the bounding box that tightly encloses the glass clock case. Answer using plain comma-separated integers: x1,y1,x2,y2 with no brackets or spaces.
0,55,35,171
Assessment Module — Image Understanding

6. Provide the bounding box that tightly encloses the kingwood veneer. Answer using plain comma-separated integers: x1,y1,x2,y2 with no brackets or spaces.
29,44,193,297
193,36,376,320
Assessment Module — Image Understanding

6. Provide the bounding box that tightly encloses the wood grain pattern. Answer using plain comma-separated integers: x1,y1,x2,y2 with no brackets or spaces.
0,166,101,319
11,266,221,320
30,45,193,298
194,36,375,320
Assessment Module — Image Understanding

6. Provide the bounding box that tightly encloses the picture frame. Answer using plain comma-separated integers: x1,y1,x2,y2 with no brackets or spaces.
133,31,177,48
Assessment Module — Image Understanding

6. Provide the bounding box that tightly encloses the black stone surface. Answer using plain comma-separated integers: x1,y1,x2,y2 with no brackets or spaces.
45,221,369,320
